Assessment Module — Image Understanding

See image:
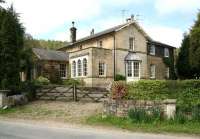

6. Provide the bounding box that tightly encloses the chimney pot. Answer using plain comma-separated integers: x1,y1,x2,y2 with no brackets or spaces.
90,28,94,35
70,21,77,43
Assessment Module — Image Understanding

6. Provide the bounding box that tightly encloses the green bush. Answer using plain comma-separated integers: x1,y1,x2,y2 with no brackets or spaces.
115,74,126,81
111,81,127,99
62,78,85,86
34,76,50,85
20,81,37,101
126,80,200,109
191,105,200,122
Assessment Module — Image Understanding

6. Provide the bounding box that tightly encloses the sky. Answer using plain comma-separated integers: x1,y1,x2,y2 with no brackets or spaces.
2,0,200,47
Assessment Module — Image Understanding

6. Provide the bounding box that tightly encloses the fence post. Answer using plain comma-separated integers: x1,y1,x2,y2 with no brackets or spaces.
163,99,176,119
73,84,77,102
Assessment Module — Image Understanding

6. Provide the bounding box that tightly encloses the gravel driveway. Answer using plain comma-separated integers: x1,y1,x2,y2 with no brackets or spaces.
0,100,103,123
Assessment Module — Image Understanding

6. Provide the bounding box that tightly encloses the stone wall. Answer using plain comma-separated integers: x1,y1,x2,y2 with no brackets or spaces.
0,90,28,108
103,99,176,119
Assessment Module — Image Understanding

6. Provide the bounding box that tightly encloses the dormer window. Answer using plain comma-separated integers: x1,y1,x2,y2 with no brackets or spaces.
164,48,169,57
150,45,155,55
129,37,135,51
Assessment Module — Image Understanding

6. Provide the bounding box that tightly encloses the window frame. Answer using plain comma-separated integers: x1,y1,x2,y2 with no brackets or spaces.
72,61,76,77
150,64,156,79
83,58,88,77
149,45,155,55
59,64,67,79
127,61,132,77
77,59,82,77
98,40,103,48
164,47,169,57
129,37,135,51
133,62,139,77
99,62,106,77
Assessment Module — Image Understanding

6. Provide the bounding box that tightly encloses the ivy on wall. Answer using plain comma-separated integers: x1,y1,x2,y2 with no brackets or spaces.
163,57,177,80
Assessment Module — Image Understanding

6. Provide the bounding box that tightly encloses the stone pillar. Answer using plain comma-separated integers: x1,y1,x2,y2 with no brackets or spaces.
0,90,9,108
163,99,176,119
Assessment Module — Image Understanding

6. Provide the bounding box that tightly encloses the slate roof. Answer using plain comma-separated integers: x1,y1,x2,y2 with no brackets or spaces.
58,21,175,50
33,48,69,61
59,21,152,50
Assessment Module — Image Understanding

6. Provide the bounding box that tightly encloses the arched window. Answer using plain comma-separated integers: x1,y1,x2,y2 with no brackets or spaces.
72,61,76,77
78,59,82,76
83,58,88,76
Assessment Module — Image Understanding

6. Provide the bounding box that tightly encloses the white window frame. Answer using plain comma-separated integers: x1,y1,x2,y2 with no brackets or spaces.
72,61,76,77
83,58,88,76
164,48,169,57
150,64,156,79
59,64,67,79
70,55,88,78
77,59,82,77
99,62,106,77
127,61,132,77
133,62,140,77
129,37,135,51
150,45,155,55
126,61,140,82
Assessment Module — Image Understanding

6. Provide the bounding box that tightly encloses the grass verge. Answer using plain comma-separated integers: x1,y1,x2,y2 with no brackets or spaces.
86,115,200,135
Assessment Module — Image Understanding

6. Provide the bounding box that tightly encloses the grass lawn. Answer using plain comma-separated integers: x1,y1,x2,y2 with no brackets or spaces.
86,115,200,135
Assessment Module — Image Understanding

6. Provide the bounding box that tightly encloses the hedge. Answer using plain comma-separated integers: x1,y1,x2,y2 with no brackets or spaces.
126,80,200,109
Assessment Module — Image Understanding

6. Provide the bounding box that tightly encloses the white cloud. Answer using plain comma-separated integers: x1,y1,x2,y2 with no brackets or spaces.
54,17,122,41
5,0,101,36
3,0,143,37
143,24,183,47
155,0,200,15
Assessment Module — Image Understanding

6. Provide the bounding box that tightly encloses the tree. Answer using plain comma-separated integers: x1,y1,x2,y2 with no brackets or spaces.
176,34,193,79
0,5,24,90
189,11,200,78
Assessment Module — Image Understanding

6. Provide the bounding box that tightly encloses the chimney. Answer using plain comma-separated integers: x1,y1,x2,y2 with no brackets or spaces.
126,18,131,23
131,14,135,22
70,21,77,43
90,28,94,36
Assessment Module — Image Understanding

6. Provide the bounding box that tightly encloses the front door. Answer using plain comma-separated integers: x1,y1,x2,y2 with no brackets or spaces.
126,61,140,82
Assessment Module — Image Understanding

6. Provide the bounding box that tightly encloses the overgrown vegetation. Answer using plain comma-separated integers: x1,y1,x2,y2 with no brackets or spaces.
115,74,126,81
62,78,85,86
34,76,50,86
86,115,200,134
126,80,200,110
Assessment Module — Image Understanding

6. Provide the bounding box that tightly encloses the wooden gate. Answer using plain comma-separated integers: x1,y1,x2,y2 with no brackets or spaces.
36,85,109,102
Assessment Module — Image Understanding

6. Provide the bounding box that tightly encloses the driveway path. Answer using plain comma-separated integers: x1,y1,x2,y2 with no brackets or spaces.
0,120,198,139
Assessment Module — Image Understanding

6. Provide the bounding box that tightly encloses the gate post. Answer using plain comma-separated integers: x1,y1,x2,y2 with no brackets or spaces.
73,84,77,102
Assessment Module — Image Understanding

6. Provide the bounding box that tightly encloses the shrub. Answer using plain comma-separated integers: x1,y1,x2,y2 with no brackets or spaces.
20,81,37,101
62,78,85,86
191,105,200,122
128,107,163,123
173,110,188,124
115,74,126,81
126,80,200,109
34,76,50,85
111,81,127,99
